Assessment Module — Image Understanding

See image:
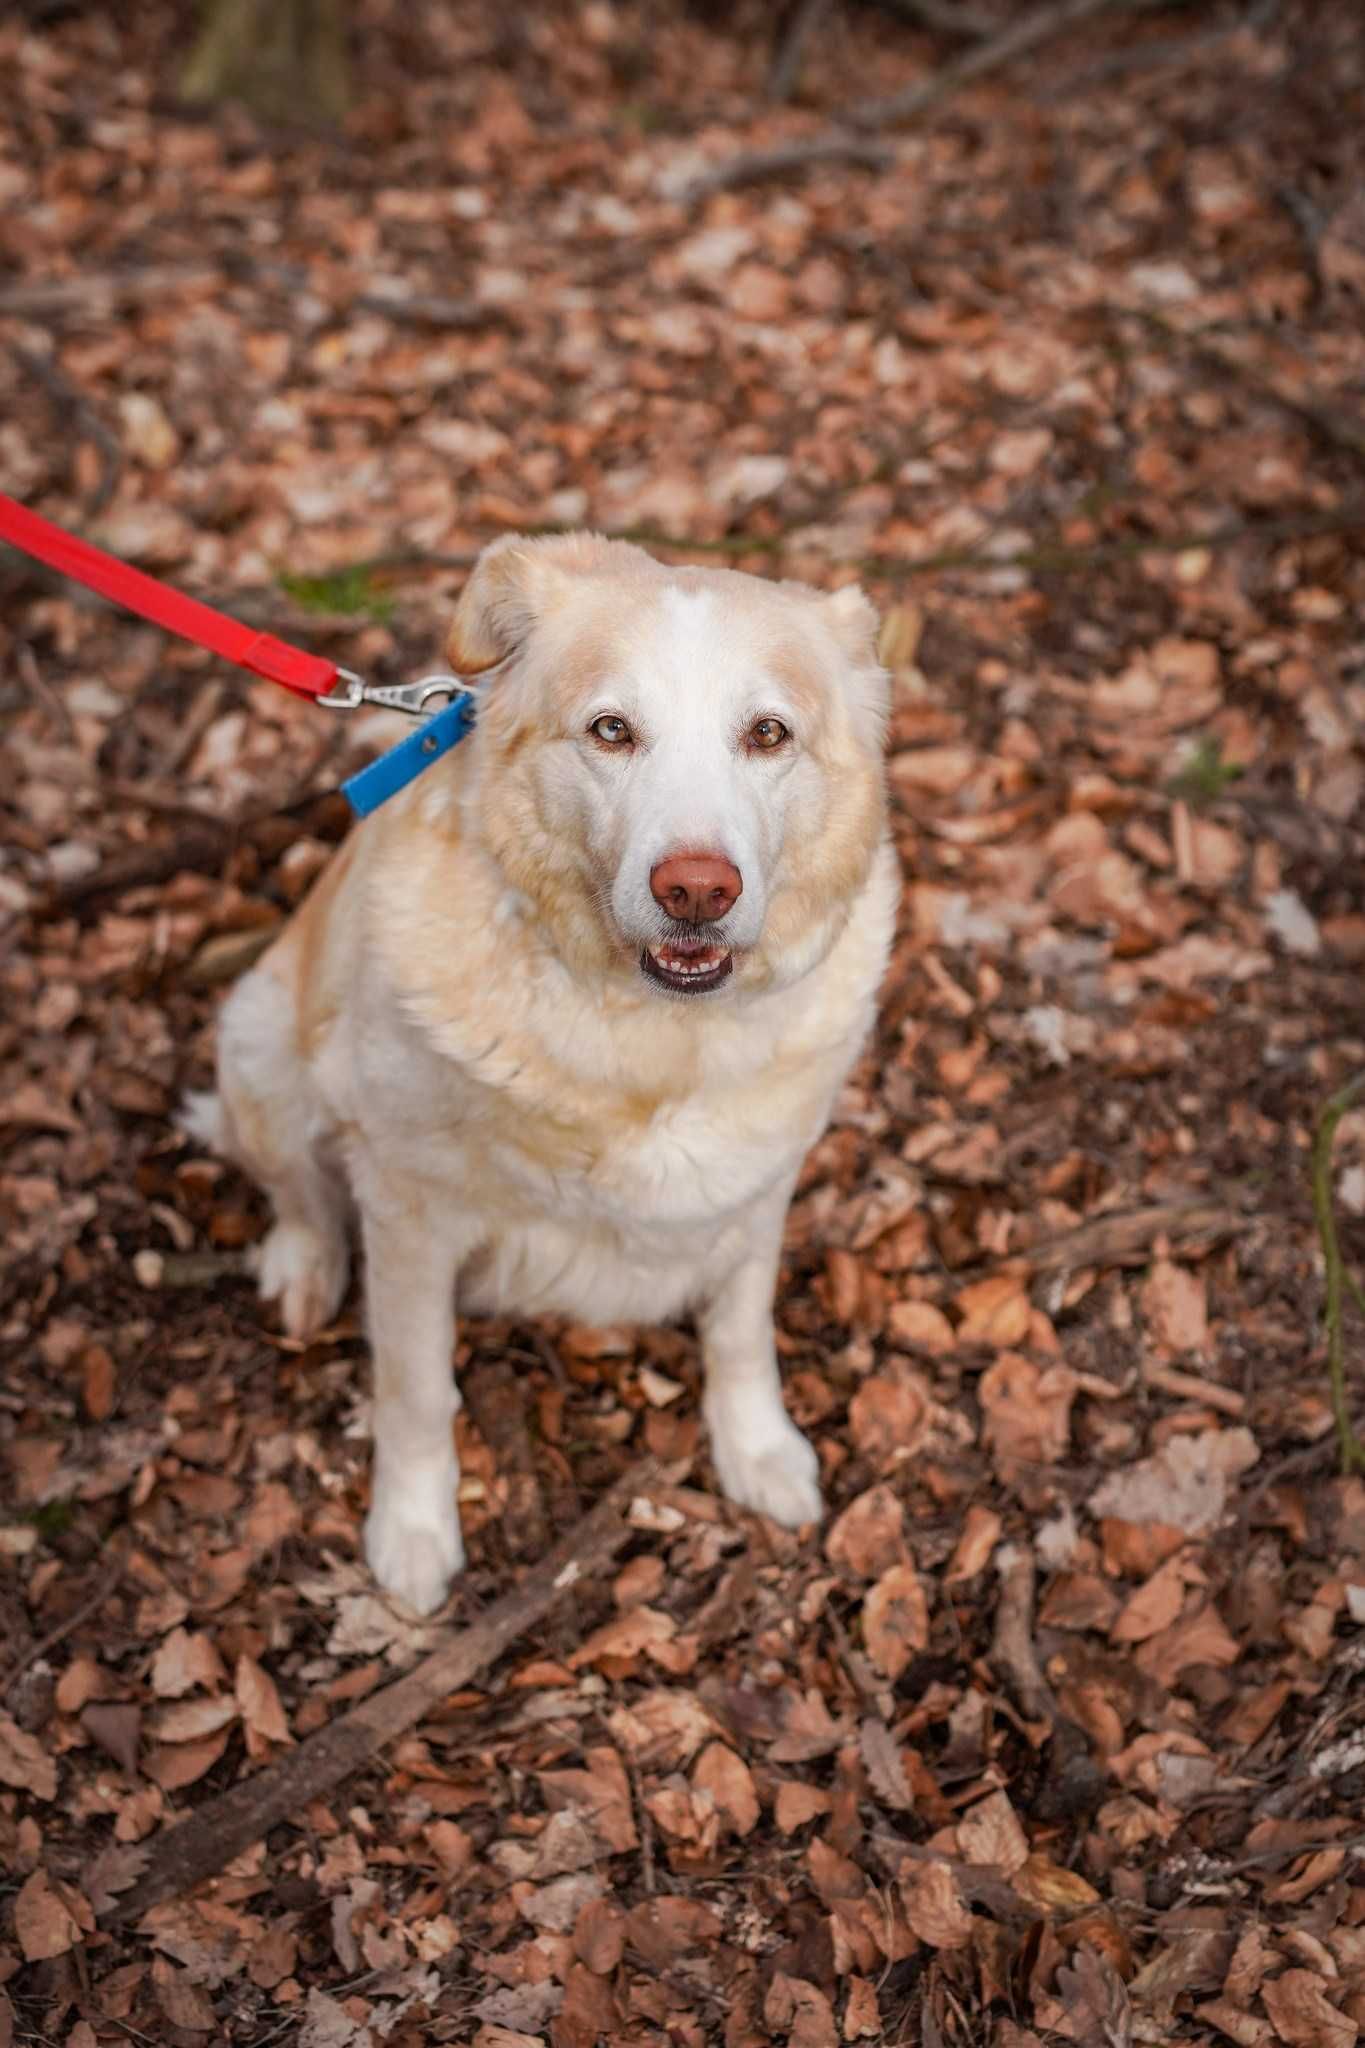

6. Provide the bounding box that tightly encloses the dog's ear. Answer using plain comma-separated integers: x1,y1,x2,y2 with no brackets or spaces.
823,583,890,745
822,582,880,663
446,534,567,675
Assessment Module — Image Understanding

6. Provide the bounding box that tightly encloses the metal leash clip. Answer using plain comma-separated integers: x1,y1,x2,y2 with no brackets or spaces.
318,668,471,720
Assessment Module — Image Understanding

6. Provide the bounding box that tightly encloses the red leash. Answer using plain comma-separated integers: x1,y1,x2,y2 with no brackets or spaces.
0,490,487,816
0,490,339,700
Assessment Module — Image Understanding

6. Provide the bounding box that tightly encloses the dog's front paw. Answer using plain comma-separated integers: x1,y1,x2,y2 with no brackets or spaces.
709,1413,822,1531
364,1482,465,1615
255,1220,349,1339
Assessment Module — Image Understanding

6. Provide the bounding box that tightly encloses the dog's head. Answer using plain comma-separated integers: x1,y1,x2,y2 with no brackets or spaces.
447,533,889,997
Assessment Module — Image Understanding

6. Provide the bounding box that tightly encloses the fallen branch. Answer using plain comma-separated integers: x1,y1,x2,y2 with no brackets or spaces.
849,0,1122,127
100,1460,656,1926
1015,1199,1245,1276
881,0,997,37
682,134,892,202
768,0,835,103
5,338,123,518
1310,1074,1365,1475
990,1542,1057,1724
1,1544,128,1704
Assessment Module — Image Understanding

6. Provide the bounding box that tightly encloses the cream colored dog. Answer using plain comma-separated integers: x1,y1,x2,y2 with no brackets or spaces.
188,534,897,1612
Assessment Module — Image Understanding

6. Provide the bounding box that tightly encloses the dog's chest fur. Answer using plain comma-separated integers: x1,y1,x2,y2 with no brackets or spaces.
312,836,898,1324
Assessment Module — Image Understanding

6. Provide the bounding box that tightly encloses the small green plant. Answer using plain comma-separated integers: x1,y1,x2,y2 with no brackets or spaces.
27,1498,74,1540
1167,735,1243,807
278,565,393,621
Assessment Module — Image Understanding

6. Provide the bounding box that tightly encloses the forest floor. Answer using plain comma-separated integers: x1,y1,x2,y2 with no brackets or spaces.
3,2,1365,2043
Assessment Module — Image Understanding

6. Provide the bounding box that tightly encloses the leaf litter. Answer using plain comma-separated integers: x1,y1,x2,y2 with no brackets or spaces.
3,0,1365,2043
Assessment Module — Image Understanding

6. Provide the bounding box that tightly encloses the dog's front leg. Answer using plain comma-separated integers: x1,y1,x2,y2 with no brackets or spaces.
698,1190,821,1532
356,1168,478,1615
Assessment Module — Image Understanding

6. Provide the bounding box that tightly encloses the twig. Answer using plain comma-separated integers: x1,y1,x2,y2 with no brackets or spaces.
1,1545,127,1703
880,0,997,37
682,134,892,202
1310,1074,1365,1475
768,0,834,103
5,338,123,517
99,1460,656,1926
1142,1361,1245,1418
1010,1199,1244,1276
849,0,1125,128
0,266,217,320
990,1543,1057,1724
14,644,75,744
351,292,502,330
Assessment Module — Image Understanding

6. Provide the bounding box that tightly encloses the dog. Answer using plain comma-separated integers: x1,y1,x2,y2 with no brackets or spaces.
186,533,897,1612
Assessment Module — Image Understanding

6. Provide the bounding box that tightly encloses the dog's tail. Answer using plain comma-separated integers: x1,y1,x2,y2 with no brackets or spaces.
179,1089,227,1154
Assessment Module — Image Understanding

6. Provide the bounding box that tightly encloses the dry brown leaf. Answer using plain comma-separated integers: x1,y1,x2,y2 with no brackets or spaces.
569,1604,678,1669
775,1780,833,1832
848,1372,930,1470
1089,1428,1259,1535
541,1746,638,1853
859,1718,914,1812
14,1868,83,1962
1012,1853,1100,1914
862,1561,929,1679
0,1710,58,1800
945,1504,1003,1582
1143,1257,1208,1354
764,1972,839,2048
1135,1597,1241,1686
955,1273,1033,1347
692,1740,759,1836
770,1688,851,1763
1112,1554,1189,1644
900,1860,972,1949
150,1628,226,1699
980,1354,1077,1471
235,1654,292,1752
826,1484,909,1579
151,1694,239,1743
957,1790,1028,1874
1197,1999,1275,2047
885,1299,957,1354
573,1897,626,1975
1261,1970,1358,2048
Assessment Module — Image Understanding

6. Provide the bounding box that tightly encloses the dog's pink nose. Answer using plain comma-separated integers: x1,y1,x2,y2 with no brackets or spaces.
650,854,742,924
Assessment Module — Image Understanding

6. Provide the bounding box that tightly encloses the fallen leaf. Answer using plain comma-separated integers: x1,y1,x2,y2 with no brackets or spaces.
14,1868,82,1962
826,1484,909,1579
1089,1428,1259,1535
1261,1969,1358,2048
957,1790,1028,1874
862,1561,929,1679
1143,1258,1208,1353
900,1861,972,1948
0,1710,58,1800
692,1741,759,1836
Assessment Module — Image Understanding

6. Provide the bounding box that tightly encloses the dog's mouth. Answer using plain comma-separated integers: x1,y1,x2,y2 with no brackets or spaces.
640,937,734,995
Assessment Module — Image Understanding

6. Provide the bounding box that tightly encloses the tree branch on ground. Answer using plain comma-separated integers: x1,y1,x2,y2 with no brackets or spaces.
99,1462,657,1926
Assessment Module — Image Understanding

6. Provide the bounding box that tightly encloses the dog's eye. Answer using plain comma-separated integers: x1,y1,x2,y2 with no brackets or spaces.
589,714,634,747
748,718,790,752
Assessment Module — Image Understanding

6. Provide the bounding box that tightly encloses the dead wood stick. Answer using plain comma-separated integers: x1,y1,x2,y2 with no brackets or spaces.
881,0,996,38
5,339,123,518
990,1542,1057,1725
99,1462,655,1926
768,0,835,103
849,0,1125,126
0,267,217,320
682,135,892,202
1012,1199,1243,1276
